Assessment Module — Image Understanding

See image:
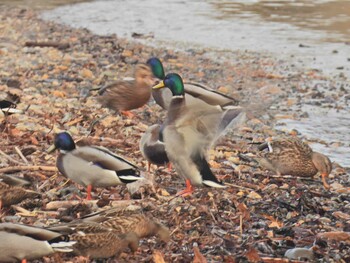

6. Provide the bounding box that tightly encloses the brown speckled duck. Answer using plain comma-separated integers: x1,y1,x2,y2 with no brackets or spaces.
80,207,170,242
0,181,40,209
255,137,332,189
98,63,155,117
0,223,75,263
47,221,139,260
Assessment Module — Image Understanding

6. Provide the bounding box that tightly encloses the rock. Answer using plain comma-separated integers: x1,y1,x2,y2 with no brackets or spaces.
284,247,314,260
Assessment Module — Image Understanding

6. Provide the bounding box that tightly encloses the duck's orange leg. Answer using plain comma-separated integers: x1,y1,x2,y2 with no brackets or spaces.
147,162,151,172
21,259,27,263
176,179,194,197
321,173,330,189
86,184,93,200
121,111,135,118
167,162,172,172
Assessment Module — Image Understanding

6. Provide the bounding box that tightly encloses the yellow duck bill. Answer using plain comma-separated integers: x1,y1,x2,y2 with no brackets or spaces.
152,81,165,89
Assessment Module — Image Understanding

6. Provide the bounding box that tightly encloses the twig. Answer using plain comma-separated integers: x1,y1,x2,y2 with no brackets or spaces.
0,150,24,165
24,41,70,50
225,182,255,191
239,214,243,236
0,166,58,174
185,216,202,225
15,147,29,164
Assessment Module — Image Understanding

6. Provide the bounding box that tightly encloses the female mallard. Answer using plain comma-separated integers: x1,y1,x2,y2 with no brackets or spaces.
139,124,170,171
254,137,332,189
47,222,139,260
80,207,170,242
147,57,238,110
98,63,155,117
152,73,245,196
0,223,75,263
0,181,40,209
48,132,141,200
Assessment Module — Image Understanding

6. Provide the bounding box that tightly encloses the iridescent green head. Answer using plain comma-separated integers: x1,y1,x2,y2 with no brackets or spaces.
147,57,165,80
48,132,76,152
152,73,185,96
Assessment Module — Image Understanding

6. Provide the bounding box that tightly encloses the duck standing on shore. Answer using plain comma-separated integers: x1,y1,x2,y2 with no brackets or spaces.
152,73,246,196
97,63,155,118
147,57,238,110
241,137,332,189
48,132,142,200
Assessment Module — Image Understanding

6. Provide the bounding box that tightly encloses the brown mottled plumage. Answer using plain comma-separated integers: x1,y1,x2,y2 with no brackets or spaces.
48,221,139,259
256,137,332,189
98,64,155,112
71,231,139,259
0,182,40,209
81,207,170,242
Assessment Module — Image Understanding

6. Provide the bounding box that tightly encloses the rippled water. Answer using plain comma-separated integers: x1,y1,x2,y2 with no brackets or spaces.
41,0,350,78
276,105,350,167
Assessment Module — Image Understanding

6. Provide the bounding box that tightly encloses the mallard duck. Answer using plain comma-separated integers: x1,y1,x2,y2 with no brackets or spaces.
147,57,238,110
47,221,139,260
0,181,40,209
251,137,332,189
140,124,170,171
98,63,155,117
152,73,245,196
48,132,142,200
0,223,75,263
80,207,170,242
71,231,139,259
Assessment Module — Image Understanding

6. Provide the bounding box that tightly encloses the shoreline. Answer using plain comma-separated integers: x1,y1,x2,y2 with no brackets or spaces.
0,6,349,262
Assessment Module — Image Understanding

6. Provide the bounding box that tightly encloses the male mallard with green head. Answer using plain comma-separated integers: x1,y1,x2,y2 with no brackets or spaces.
98,63,155,117
254,137,332,189
147,57,238,110
152,73,245,196
48,132,141,200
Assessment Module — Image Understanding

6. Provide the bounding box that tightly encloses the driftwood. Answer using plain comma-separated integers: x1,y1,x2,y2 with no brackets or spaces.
0,165,58,174
45,199,135,210
24,41,70,50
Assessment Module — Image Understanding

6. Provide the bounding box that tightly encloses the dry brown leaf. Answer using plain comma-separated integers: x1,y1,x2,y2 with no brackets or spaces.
193,246,207,263
332,211,350,220
52,90,66,98
244,247,261,263
317,231,350,243
30,136,39,145
153,250,166,263
263,214,283,228
65,117,84,126
237,202,250,220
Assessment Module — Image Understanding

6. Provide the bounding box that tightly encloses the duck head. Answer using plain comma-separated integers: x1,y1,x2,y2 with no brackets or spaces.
152,73,185,96
134,64,156,87
147,57,165,80
48,132,76,153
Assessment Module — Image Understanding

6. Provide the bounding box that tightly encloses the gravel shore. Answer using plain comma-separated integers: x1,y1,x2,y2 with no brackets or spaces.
0,6,349,262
